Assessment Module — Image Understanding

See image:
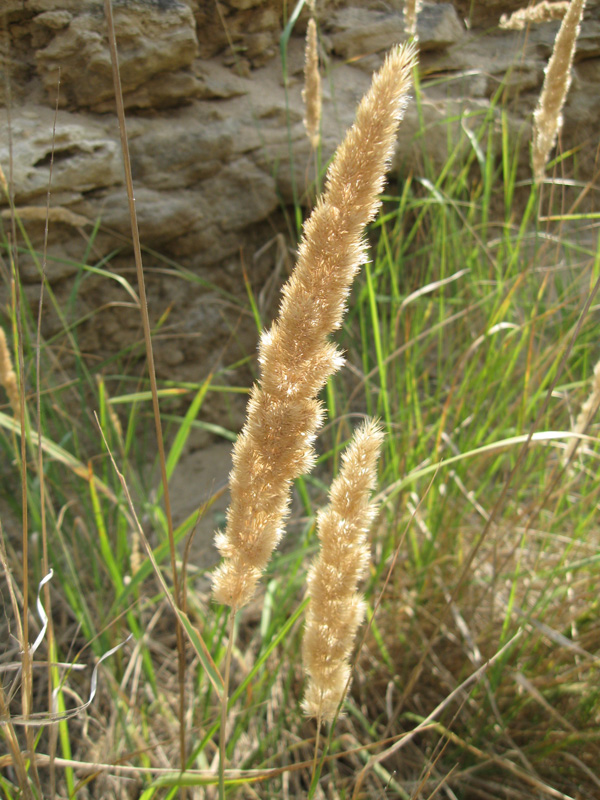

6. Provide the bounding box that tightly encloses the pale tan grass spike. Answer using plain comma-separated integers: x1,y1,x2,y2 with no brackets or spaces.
404,0,422,38
531,0,586,184
212,43,418,610
0,327,21,425
303,17,321,148
564,358,600,464
500,2,569,31
302,419,383,722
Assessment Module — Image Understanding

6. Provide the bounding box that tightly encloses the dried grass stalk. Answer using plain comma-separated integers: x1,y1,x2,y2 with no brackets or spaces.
0,327,21,425
404,0,422,38
212,43,417,610
531,0,586,184
500,2,569,30
302,419,383,722
564,359,600,464
303,17,321,149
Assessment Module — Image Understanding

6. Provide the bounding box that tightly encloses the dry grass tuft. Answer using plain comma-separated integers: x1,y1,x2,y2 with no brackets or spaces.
302,419,383,722
531,0,587,184
211,43,418,611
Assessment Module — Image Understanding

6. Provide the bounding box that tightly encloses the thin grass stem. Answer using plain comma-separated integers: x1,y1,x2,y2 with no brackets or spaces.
103,0,187,791
36,64,61,800
218,608,236,800
310,713,322,791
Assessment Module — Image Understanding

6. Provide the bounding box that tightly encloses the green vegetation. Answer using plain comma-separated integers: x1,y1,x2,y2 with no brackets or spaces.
1,6,599,800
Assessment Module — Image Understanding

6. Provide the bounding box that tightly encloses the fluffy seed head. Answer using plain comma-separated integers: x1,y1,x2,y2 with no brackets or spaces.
303,17,321,149
531,0,586,184
500,2,569,30
211,44,417,610
302,420,384,722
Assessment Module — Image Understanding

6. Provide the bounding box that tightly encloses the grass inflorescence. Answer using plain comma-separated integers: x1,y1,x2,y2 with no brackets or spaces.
1,2,599,799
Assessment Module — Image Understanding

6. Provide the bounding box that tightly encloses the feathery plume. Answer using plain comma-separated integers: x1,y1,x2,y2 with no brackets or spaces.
302,17,321,149
564,359,600,464
500,2,569,30
531,0,586,184
0,327,21,425
212,43,418,610
302,420,383,722
404,0,423,39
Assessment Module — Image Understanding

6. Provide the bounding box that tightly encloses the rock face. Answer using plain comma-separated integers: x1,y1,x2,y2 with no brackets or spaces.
327,3,465,60
4,107,121,202
1,0,599,411
35,1,199,110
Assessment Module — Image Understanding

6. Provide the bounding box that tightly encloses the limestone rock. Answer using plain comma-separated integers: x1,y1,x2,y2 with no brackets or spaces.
0,206,90,228
428,32,543,97
202,158,279,233
417,3,465,50
195,61,249,99
35,0,198,110
574,18,600,57
92,70,201,113
191,0,282,65
452,0,526,27
92,186,205,250
327,4,464,60
33,10,73,30
327,8,407,60
0,106,122,204
127,114,237,191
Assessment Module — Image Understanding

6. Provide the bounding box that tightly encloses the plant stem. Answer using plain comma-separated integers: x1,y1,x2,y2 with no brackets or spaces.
103,0,187,793
219,608,236,800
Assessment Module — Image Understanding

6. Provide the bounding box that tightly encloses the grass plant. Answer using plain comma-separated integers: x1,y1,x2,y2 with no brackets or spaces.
1,2,600,799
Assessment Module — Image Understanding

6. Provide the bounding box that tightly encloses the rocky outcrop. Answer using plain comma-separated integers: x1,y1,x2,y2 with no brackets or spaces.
35,2,199,110
1,0,598,403
327,3,465,61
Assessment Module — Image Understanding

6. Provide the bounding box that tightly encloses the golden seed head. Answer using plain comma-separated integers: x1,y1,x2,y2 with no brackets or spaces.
302,419,384,722
211,44,417,610
500,2,569,30
302,17,321,149
531,0,587,184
